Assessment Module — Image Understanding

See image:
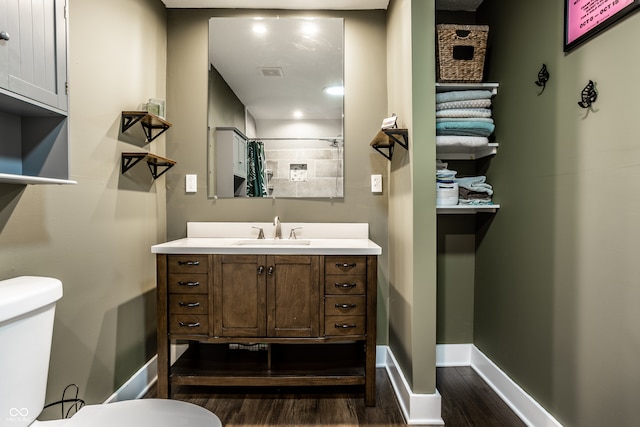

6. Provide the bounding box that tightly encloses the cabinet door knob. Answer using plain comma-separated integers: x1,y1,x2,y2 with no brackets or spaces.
0,31,10,41
268,266,274,275
258,265,265,274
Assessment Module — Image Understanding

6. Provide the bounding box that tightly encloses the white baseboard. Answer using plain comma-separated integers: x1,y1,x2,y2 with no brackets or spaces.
437,344,563,427
378,345,445,425
104,355,158,404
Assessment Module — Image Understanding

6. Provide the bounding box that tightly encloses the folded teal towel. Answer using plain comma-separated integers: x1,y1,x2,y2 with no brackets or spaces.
436,108,492,118
436,90,493,104
436,120,495,137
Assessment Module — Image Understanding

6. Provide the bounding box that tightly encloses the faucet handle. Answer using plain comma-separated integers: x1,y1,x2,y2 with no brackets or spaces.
252,226,265,239
288,227,303,240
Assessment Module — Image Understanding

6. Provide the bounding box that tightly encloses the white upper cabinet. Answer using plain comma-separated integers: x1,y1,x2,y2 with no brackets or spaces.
0,0,67,112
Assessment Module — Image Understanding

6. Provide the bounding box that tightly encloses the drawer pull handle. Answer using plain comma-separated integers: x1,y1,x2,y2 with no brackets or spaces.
178,321,201,328
336,262,357,268
335,323,357,329
178,260,200,266
178,302,200,308
335,282,357,289
178,281,200,287
335,303,357,309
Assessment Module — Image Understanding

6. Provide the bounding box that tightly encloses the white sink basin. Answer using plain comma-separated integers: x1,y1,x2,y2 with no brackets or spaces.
233,239,311,246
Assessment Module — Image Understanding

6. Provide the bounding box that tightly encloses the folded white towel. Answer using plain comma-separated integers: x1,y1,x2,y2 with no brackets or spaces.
436,136,488,147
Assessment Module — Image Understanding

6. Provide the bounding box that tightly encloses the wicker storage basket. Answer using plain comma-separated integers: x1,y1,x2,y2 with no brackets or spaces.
436,24,489,83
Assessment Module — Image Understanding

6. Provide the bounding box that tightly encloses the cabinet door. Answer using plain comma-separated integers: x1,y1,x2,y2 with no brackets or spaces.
1,0,67,110
214,255,267,337
232,132,247,178
266,255,320,338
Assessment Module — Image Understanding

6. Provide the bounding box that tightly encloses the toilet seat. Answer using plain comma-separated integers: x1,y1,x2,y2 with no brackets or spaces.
37,399,222,427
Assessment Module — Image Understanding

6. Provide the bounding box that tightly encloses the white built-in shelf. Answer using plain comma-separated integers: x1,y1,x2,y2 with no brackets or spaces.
436,82,499,95
437,143,498,160
437,204,500,214
0,173,77,185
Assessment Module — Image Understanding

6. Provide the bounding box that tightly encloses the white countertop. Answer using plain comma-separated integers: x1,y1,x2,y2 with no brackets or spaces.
151,222,382,255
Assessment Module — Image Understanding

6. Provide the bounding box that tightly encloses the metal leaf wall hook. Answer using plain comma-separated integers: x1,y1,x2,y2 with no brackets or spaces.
534,64,550,94
578,80,598,109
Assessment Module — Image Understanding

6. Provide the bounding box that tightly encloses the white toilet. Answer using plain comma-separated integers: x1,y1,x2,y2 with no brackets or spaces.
0,276,222,427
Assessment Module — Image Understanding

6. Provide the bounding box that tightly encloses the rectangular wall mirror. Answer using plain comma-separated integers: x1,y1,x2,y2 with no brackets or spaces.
207,17,344,199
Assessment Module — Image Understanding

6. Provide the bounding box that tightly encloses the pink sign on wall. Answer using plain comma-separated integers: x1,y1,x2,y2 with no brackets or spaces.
565,0,639,51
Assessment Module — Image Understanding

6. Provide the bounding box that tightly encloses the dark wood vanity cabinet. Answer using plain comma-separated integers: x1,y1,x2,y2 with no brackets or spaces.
156,253,377,406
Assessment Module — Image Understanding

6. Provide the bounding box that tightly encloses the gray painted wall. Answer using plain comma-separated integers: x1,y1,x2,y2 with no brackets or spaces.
0,0,167,415
474,0,640,425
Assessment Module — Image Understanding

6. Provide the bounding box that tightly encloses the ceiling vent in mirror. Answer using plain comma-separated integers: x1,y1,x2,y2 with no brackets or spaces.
258,67,284,77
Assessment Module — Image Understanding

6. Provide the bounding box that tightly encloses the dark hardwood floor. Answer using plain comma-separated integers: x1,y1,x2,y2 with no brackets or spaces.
144,367,526,426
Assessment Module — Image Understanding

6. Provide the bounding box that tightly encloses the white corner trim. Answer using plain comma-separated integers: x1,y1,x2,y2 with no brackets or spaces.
379,346,445,425
436,344,563,427
436,343,473,366
104,355,158,404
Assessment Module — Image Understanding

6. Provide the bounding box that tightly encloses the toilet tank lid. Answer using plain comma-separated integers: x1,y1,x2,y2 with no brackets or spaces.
0,276,63,324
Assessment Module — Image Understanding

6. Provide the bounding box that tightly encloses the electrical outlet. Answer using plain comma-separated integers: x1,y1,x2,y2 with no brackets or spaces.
186,174,197,193
371,174,382,193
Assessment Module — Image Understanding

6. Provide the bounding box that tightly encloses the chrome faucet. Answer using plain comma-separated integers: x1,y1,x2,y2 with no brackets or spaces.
273,216,281,239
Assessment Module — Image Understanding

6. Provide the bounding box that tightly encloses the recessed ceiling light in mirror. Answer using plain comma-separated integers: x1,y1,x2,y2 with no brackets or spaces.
323,85,344,96
252,24,267,34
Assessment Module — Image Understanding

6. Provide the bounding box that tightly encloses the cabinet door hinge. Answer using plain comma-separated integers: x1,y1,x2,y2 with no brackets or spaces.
65,82,69,95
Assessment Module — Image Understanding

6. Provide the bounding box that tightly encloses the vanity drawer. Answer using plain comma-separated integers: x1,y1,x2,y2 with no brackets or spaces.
325,256,367,275
325,295,366,316
325,315,365,337
169,294,209,315
324,274,366,295
167,255,209,274
168,273,208,294
169,314,209,335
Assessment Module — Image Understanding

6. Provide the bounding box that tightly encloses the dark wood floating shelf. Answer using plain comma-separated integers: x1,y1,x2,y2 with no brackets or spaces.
121,111,172,142
370,128,409,160
121,152,176,179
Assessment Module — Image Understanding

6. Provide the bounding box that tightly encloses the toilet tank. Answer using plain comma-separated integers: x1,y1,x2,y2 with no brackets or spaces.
0,277,63,427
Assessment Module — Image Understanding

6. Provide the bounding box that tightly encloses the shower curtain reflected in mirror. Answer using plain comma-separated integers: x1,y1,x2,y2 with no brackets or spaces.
246,140,268,197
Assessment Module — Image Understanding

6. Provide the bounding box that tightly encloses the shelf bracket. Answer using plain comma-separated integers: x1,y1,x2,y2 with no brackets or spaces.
372,143,394,161
121,152,176,180
370,128,408,160
121,153,146,174
383,128,409,150
140,121,171,142
121,113,145,134
121,111,172,142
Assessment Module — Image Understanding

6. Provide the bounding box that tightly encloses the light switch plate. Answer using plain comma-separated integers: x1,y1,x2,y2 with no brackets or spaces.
186,174,197,193
371,174,382,193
